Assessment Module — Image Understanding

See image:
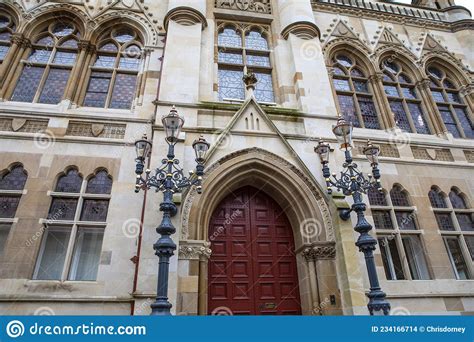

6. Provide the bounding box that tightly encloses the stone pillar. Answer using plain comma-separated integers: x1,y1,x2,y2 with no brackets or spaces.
64,40,90,102
275,0,332,114
369,73,395,130
159,3,207,104
176,240,211,316
0,38,31,101
73,45,96,106
0,33,23,88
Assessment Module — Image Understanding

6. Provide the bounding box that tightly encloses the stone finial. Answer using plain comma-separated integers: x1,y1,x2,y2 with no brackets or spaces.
243,72,258,98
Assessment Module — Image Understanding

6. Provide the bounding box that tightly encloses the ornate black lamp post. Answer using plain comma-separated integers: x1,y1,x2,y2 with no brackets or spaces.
134,106,210,315
315,117,391,316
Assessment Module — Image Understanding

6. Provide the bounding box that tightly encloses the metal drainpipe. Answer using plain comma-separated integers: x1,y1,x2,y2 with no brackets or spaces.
130,33,168,316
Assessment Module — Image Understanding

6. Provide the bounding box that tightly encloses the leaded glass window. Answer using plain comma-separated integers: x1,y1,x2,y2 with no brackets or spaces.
217,25,274,103
371,184,429,280
430,186,474,278
0,12,16,64
11,22,79,104
0,164,27,254
84,27,142,109
331,54,380,129
382,60,430,134
34,168,112,281
427,66,474,139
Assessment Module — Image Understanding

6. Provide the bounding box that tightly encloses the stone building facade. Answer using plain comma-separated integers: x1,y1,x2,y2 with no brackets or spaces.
0,0,472,316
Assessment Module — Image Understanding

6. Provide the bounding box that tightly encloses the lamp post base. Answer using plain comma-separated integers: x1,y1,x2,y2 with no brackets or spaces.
150,300,173,316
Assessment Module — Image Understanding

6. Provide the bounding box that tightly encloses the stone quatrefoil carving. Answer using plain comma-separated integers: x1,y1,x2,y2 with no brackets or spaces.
216,0,272,14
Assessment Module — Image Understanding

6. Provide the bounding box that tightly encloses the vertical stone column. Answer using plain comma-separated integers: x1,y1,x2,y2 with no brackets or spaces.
159,3,207,104
369,73,395,129
275,0,332,114
0,33,23,88
73,44,95,106
0,38,31,101
302,247,320,315
63,40,90,103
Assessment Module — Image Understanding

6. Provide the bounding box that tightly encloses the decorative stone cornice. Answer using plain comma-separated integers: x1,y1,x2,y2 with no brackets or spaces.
178,240,212,260
451,19,474,32
215,0,272,14
281,21,321,40
301,243,336,261
164,6,207,31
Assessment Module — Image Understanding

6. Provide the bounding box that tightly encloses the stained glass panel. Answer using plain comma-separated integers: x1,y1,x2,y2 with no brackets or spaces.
431,90,445,102
80,199,109,222
0,196,21,218
38,68,70,104
218,69,244,101
93,55,116,68
454,108,474,139
428,67,443,79
358,97,380,129
218,51,243,65
438,105,460,138
401,86,416,99
53,51,76,65
28,49,52,63
396,211,417,230
218,28,241,48
0,166,27,190
55,170,82,193
449,191,467,209
60,39,78,48
11,66,44,103
429,189,447,208
118,57,140,70
407,103,430,134
351,68,364,77
435,213,455,231
100,43,118,52
443,79,455,89
353,80,368,93
390,101,411,132
466,236,474,260
456,214,473,231
84,72,112,108
384,61,400,74
333,79,350,91
254,72,274,103
390,186,410,207
337,95,359,128
0,32,10,42
245,31,268,51
109,74,137,109
35,36,54,47
113,29,134,43
333,67,345,76
372,210,393,230
48,198,78,221
247,54,270,67
0,16,9,28
446,92,461,104
368,188,387,206
384,85,399,97
336,55,352,68
398,74,411,84
53,24,74,37
86,171,112,194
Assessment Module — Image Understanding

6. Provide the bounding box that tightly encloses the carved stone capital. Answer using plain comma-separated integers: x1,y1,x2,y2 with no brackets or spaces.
178,240,212,260
368,73,384,83
78,40,92,51
416,79,432,90
301,243,336,261
460,84,474,97
164,6,207,31
10,33,24,45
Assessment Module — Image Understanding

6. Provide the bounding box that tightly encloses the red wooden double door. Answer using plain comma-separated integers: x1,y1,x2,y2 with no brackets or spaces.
208,186,301,315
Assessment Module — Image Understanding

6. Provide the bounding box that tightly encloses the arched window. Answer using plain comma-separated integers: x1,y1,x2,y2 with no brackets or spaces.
369,185,430,280
0,164,27,255
217,25,274,103
331,54,380,129
0,12,16,64
382,60,430,134
83,27,143,109
430,186,473,279
11,22,80,104
427,65,474,139
34,168,112,281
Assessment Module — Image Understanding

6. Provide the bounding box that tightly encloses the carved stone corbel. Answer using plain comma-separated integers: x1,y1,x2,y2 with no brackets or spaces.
178,240,212,260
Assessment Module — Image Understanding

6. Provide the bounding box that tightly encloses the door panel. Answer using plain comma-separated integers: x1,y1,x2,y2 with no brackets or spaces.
208,186,301,315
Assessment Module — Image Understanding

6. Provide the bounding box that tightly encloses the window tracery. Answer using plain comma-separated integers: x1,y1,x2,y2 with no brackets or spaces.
0,12,15,64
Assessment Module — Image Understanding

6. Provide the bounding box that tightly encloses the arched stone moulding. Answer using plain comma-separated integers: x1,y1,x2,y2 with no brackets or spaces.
281,21,321,40
180,147,334,247
164,6,207,31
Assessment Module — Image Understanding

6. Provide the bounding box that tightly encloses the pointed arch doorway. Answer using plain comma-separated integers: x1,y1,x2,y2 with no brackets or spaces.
208,186,302,315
